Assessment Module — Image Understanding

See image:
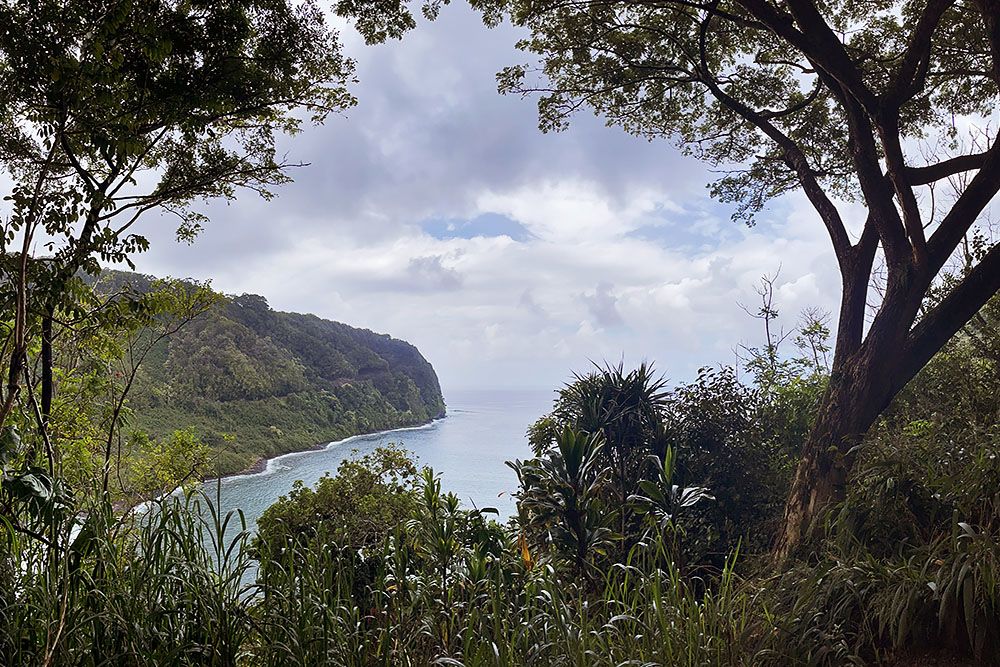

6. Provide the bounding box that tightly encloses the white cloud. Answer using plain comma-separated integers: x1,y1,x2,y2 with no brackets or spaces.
129,5,848,392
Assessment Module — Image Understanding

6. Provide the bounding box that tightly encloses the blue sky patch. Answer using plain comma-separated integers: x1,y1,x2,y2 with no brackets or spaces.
421,212,534,242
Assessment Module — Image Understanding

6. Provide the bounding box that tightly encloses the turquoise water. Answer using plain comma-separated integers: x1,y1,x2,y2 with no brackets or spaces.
205,389,553,535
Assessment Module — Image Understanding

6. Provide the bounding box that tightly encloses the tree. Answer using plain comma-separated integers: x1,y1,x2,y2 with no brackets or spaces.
663,366,794,560
256,445,421,555
0,0,354,433
355,0,1000,556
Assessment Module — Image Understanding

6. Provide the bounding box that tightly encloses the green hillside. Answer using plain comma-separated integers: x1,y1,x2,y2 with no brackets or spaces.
100,271,446,477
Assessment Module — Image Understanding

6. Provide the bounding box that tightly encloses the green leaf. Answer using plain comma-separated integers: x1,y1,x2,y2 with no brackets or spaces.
0,425,20,465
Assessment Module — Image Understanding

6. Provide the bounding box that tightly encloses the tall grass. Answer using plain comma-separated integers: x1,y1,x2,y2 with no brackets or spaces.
2,474,996,665
251,538,764,666
248,475,769,667
1,490,256,666
2,484,771,666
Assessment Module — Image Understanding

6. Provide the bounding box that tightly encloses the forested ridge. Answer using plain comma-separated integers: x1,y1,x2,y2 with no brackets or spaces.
96,270,446,477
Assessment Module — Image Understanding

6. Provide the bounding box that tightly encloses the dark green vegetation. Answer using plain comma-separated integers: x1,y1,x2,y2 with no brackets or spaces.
3,295,996,665
0,0,365,502
496,0,1000,558
98,270,445,477
2,0,1000,665
355,0,1000,556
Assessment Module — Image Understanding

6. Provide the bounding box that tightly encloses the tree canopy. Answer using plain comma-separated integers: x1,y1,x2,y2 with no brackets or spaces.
0,0,353,264
401,0,1000,555
0,0,356,429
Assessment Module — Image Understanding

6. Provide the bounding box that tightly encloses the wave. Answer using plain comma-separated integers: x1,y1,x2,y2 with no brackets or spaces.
129,419,443,518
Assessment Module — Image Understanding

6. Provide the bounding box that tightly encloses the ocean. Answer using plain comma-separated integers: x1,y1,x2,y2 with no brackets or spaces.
204,388,554,535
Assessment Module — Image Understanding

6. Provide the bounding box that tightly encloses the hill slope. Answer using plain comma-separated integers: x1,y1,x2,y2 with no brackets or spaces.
104,272,446,476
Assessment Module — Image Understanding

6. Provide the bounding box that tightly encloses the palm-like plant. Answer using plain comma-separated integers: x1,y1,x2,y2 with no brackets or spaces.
552,362,670,470
406,469,463,591
533,362,671,553
630,446,714,554
509,425,612,574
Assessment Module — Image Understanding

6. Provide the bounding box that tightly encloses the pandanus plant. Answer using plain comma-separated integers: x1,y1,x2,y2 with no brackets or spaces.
535,362,672,555
406,469,463,592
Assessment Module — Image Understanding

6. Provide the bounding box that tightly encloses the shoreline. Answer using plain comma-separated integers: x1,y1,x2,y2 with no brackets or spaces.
204,415,447,486
130,415,446,517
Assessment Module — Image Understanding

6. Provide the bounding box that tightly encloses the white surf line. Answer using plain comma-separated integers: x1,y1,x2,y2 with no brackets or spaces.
130,418,444,516
208,417,444,485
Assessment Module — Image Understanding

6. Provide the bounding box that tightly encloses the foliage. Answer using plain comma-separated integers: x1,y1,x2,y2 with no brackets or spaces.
256,444,421,556
524,361,802,569
630,445,714,547
664,366,795,562
123,428,210,502
527,362,671,556
94,270,445,478
0,276,215,519
509,426,612,575
0,425,73,536
0,491,257,666
253,468,766,666
2,317,999,665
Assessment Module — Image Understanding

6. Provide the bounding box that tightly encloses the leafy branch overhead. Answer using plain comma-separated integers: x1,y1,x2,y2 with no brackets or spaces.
0,0,355,272
0,0,360,441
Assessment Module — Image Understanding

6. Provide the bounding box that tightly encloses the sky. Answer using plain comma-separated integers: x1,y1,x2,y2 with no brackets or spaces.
129,4,851,392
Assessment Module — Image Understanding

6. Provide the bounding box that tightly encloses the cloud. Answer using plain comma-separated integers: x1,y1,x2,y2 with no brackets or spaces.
128,4,849,392
582,282,624,329
403,255,463,292
518,289,548,319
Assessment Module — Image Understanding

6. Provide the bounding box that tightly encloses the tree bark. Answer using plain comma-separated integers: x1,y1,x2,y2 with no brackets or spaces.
41,304,53,424
775,245,1000,559
774,348,898,559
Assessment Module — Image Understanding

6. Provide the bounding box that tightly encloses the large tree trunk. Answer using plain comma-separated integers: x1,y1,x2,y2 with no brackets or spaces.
774,257,923,560
774,353,895,559
775,244,1000,559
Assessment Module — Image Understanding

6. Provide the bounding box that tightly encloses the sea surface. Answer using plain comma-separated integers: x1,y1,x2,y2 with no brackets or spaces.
204,388,554,536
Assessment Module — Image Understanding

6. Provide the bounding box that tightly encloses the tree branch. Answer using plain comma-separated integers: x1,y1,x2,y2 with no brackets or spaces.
972,0,1000,83
926,138,1000,274
838,93,911,267
878,116,927,268
902,242,1000,383
834,215,879,361
734,0,911,268
697,6,853,267
906,151,990,185
736,0,878,112
888,0,955,104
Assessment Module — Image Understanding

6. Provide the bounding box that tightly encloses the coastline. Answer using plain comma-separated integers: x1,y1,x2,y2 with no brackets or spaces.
203,415,446,486
129,415,446,518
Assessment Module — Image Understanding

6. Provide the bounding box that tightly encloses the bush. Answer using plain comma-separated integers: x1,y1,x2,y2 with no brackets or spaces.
255,444,421,556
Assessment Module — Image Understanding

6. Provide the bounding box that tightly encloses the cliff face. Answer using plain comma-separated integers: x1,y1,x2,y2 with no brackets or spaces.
100,271,445,476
